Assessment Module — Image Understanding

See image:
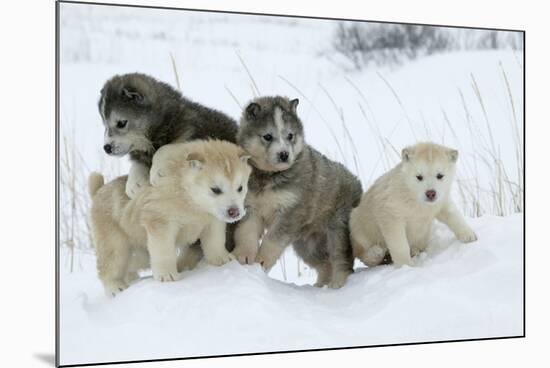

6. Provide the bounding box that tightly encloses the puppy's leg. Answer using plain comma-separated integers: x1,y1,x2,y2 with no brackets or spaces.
379,221,412,267
177,241,203,272
436,200,477,243
200,220,234,266
351,225,386,267
126,161,150,198
313,262,332,288
124,271,139,284
255,233,289,272
365,245,388,266
124,247,150,284
94,225,132,296
326,225,354,289
409,222,432,257
144,220,181,282
233,213,263,265
149,158,172,187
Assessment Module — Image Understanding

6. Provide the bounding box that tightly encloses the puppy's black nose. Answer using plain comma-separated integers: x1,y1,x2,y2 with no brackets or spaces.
103,144,112,154
227,207,240,219
278,151,289,162
425,190,437,201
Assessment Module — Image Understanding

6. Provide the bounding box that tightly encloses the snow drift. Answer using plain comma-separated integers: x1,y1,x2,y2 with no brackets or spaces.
59,214,523,365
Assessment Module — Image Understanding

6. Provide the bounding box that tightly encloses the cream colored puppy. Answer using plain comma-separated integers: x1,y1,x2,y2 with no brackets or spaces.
89,140,251,296
350,142,477,267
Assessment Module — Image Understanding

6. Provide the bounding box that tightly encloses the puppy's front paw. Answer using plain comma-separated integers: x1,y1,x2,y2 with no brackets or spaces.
149,168,166,187
314,280,328,288
153,270,182,282
204,251,235,266
126,175,148,198
255,248,280,272
232,246,258,265
327,279,346,289
362,245,386,267
391,254,413,268
104,280,129,297
124,272,140,284
327,270,351,289
457,228,478,243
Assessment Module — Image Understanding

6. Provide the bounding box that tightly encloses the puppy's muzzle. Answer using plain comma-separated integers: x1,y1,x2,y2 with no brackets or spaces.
227,207,240,219
425,189,437,202
278,151,289,163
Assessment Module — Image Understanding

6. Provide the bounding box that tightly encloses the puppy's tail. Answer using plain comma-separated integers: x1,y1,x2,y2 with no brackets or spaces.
88,172,105,198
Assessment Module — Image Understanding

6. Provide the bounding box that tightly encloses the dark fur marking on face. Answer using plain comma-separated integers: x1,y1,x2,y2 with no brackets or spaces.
238,96,304,144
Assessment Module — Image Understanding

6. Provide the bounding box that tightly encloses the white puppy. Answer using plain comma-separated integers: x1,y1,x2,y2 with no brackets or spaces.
350,142,477,267
88,140,251,296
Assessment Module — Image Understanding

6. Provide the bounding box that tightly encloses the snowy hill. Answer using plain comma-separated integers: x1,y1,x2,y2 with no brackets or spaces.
59,214,523,365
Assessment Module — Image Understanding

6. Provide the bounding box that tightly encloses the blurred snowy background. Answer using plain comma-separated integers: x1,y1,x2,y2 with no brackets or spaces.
58,3,523,365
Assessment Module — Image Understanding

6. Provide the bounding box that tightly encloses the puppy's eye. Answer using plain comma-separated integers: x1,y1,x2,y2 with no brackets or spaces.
416,175,423,181
211,187,222,195
116,120,128,129
436,173,444,180
287,133,294,141
262,134,273,142
237,185,243,193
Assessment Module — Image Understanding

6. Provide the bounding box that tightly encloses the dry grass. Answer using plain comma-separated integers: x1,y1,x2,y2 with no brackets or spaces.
169,52,181,91
60,132,94,272
59,129,127,272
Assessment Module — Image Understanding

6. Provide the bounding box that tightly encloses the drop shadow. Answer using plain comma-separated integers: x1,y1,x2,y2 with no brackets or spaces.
33,353,55,366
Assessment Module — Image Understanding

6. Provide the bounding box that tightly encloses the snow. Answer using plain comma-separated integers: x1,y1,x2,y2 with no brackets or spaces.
59,215,523,365
58,3,523,366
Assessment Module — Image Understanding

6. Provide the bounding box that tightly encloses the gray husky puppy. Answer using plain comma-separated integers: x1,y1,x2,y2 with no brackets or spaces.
98,72,238,198
233,96,363,288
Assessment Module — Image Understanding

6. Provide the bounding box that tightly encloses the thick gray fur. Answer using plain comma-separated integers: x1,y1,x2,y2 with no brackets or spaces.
238,96,363,287
98,72,238,166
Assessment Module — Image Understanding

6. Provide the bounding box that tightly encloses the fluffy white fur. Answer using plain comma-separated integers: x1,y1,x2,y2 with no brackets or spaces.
350,142,477,267
89,140,251,296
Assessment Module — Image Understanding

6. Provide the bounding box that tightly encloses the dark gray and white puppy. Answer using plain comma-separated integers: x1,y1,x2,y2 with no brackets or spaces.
98,72,238,198
233,96,363,288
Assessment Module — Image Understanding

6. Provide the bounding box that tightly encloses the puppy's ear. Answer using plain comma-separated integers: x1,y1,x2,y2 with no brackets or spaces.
447,149,459,163
187,152,205,170
121,87,145,104
290,98,299,113
401,147,414,162
246,102,261,120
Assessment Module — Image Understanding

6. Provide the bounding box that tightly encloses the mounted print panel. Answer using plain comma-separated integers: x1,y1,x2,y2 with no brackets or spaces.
56,1,524,366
